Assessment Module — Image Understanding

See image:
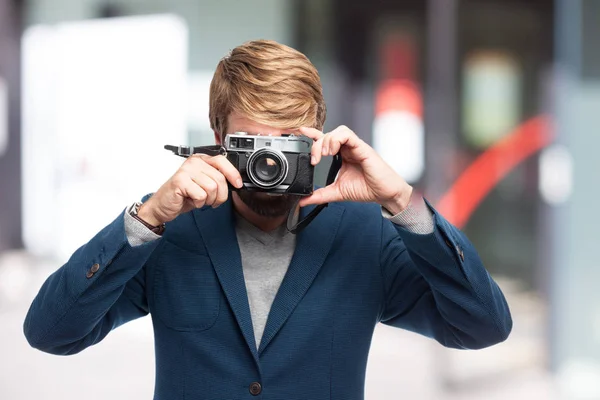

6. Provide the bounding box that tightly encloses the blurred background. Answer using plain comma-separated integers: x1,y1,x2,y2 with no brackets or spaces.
0,0,598,398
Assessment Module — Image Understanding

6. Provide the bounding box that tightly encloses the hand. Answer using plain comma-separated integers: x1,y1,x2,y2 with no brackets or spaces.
298,125,413,214
138,154,243,226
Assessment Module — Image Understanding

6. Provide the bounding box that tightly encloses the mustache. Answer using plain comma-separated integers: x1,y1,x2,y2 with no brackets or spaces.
237,191,300,217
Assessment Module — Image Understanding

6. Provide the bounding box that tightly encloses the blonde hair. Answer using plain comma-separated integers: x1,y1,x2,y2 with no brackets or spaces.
209,40,326,140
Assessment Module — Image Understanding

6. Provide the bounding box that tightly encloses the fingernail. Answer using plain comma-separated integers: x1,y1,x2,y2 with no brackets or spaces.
311,156,316,165
322,147,328,156
236,179,243,188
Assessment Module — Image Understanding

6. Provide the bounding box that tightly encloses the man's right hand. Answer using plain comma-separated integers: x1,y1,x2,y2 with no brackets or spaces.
138,154,243,226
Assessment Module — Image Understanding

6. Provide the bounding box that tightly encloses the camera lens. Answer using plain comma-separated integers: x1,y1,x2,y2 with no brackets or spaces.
255,156,281,182
247,149,288,188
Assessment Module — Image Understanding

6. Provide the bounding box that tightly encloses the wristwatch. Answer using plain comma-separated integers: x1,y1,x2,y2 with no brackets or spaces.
130,202,165,235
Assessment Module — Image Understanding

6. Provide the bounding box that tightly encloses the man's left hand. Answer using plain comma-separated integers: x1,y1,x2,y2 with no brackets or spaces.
299,125,413,214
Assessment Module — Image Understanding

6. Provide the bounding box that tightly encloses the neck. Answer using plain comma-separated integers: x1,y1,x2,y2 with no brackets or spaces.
232,192,295,232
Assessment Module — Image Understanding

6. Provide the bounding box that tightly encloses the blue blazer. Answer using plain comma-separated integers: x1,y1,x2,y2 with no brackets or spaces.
24,198,511,400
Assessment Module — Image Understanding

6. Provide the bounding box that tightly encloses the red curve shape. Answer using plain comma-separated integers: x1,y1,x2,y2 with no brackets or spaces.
436,115,554,229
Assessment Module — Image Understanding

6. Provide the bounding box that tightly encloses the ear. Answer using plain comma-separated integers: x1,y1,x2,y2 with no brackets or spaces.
214,130,222,145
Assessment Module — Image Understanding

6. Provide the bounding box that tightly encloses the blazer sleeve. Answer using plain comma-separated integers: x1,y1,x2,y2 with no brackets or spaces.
23,208,161,355
379,200,512,350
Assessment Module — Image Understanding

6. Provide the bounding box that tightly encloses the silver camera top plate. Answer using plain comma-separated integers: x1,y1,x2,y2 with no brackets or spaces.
224,132,312,154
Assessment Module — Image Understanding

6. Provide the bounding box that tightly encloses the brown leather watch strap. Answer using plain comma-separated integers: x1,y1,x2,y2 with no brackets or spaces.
130,203,165,235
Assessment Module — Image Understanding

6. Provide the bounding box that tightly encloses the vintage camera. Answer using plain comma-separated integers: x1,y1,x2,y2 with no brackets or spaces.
224,132,314,196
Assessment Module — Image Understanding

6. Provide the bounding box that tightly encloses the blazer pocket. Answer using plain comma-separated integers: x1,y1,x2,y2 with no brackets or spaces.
153,241,221,331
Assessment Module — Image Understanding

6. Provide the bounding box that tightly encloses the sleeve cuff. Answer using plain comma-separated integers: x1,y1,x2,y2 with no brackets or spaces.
124,202,162,246
381,194,435,235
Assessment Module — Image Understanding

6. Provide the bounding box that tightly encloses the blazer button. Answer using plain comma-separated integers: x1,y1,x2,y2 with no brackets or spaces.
458,247,465,261
90,263,100,273
249,382,262,396
86,270,94,279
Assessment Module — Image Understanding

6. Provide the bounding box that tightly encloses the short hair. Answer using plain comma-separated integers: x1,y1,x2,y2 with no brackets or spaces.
209,40,326,140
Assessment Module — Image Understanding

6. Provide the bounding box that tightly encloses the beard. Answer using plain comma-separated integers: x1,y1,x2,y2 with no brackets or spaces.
237,190,300,218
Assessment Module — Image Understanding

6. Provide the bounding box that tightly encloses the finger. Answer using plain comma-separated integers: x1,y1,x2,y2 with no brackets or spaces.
326,126,363,156
185,154,240,190
190,173,219,206
298,126,325,141
193,162,229,207
322,132,333,156
321,126,344,156
203,155,243,189
298,185,343,207
196,164,229,207
329,127,372,159
310,136,325,165
181,179,208,209
299,127,326,165
328,132,344,156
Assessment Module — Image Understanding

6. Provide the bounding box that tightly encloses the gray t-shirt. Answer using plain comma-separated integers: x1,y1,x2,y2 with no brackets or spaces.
233,212,295,348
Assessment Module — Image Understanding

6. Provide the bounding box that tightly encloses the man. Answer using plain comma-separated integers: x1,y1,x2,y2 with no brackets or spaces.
24,40,511,399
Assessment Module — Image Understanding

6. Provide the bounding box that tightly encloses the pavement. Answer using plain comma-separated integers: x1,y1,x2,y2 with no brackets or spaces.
0,250,558,400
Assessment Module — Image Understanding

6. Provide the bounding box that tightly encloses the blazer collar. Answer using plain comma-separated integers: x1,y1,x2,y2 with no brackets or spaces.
193,198,345,359
258,202,344,354
193,200,259,364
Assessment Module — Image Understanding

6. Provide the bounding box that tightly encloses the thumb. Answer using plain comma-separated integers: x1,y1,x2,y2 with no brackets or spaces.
299,185,342,207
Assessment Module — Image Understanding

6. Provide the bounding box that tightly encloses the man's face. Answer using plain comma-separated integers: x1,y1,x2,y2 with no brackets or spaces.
217,112,301,218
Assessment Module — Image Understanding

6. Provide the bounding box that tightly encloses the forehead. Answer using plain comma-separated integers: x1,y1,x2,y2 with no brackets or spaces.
226,113,295,136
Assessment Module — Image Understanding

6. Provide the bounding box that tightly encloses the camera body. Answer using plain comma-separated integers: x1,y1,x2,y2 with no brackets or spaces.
224,132,314,196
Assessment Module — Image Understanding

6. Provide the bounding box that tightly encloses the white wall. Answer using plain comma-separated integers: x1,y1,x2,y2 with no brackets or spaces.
26,0,295,70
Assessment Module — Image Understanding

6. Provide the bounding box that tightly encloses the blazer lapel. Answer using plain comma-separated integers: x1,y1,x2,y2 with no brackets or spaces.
193,200,259,364
258,203,345,355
